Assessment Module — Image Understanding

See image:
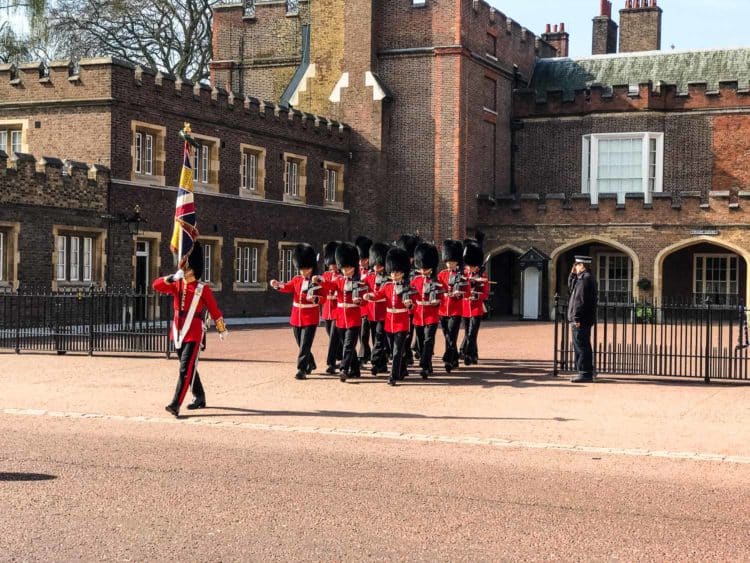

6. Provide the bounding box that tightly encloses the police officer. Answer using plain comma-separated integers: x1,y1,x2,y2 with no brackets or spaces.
568,255,598,383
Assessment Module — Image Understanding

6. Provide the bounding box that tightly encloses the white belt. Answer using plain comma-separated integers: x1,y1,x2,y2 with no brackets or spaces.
387,308,408,314
339,303,360,308
293,302,319,309
370,299,386,303
416,301,438,306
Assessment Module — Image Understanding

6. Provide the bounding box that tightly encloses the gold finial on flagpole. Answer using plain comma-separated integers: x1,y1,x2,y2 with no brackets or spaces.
183,122,192,134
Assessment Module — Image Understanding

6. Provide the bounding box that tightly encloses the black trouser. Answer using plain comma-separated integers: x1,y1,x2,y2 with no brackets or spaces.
339,327,361,376
388,331,409,381
572,323,594,376
170,341,204,408
370,320,388,371
415,323,438,372
404,321,415,364
441,316,462,367
460,317,482,361
293,325,317,373
325,319,342,368
359,317,372,362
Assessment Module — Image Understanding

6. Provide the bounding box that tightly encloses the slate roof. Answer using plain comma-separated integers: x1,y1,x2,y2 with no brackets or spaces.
530,47,750,100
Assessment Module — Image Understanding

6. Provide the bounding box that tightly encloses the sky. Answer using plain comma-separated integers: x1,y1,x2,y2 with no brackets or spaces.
3,1,750,59
493,0,750,58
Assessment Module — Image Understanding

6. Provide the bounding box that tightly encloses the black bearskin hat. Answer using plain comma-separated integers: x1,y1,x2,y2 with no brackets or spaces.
369,242,390,268
187,241,204,280
335,242,359,270
396,234,420,258
293,243,318,272
386,247,410,275
323,241,340,267
463,242,484,267
442,239,463,263
355,236,373,261
414,242,439,272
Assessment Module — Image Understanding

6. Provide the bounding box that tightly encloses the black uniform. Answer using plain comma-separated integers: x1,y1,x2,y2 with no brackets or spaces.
567,269,598,378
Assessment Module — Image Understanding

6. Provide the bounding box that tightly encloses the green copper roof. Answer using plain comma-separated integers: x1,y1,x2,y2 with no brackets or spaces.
530,47,750,100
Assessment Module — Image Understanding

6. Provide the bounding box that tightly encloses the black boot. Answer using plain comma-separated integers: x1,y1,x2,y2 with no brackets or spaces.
186,397,206,410
295,370,307,380
165,403,179,417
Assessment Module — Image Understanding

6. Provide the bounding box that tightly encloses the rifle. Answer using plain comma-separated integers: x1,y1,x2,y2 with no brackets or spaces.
302,278,322,303
421,277,447,303
344,279,368,301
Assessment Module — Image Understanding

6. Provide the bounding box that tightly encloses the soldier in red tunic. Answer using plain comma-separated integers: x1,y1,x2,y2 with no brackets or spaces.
317,242,364,382
411,242,444,378
270,243,323,380
438,240,466,373
460,234,490,365
365,247,414,386
363,242,390,375
396,234,421,366
321,241,343,374
355,236,373,365
153,242,227,417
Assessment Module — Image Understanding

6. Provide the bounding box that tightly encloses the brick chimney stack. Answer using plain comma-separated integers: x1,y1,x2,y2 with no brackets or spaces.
619,0,662,53
541,22,570,58
592,0,618,55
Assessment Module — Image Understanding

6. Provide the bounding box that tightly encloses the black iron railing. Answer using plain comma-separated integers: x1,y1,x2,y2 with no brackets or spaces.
0,288,173,356
554,295,750,382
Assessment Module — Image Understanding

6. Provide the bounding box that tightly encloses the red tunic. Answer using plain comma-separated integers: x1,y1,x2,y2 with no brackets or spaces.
410,275,443,326
364,271,388,322
462,271,490,318
321,270,340,322
359,266,370,319
438,269,465,318
370,281,412,334
153,277,223,344
320,276,364,329
277,275,322,327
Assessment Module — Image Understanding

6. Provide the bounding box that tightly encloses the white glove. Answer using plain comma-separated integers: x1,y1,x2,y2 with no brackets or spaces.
219,329,228,342
173,269,185,281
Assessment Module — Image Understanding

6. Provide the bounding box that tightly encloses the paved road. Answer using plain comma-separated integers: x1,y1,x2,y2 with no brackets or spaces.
2,322,750,561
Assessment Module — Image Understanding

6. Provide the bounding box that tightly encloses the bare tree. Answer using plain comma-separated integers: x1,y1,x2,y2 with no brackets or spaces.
48,0,219,82
0,0,47,62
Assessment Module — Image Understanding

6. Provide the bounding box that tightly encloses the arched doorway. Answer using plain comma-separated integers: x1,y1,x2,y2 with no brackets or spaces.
487,246,522,318
550,237,639,307
655,238,750,306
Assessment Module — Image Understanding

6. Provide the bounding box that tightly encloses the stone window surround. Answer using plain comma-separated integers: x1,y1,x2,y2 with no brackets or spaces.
233,237,268,293
130,120,166,186
190,131,221,193
0,221,20,290
131,231,162,291
283,152,308,205
323,160,345,209
199,235,224,292
239,143,267,198
0,119,29,158
51,225,107,291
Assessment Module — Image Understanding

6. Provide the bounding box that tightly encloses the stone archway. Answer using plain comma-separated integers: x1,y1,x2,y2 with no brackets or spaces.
654,236,750,305
485,244,524,317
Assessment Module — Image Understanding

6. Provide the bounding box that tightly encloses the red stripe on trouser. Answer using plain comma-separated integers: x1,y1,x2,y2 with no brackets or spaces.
178,343,200,406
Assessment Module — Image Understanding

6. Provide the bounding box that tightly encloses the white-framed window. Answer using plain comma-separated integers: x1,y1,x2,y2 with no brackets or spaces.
412,0,426,5
204,243,213,284
241,151,257,192
134,131,154,176
324,168,337,203
598,253,632,304
279,246,295,282
582,132,664,204
235,245,259,284
285,159,300,198
56,234,94,283
694,254,739,306
193,143,210,184
0,127,23,155
145,133,154,175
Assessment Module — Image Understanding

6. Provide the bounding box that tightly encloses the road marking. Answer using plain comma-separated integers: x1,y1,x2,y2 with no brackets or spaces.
2,407,749,465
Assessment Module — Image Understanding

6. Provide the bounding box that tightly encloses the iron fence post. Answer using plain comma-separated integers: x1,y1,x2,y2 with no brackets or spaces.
704,298,712,383
15,292,21,354
553,293,559,377
88,286,95,356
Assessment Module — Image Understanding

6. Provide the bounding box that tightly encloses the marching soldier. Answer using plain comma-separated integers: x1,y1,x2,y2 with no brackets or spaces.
438,240,465,373
355,236,374,365
317,242,364,382
321,241,343,374
270,243,323,380
153,241,227,417
364,242,390,375
364,247,414,386
460,234,490,365
411,242,443,378
396,234,421,366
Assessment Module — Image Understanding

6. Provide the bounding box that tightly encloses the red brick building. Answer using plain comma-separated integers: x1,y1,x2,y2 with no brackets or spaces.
3,0,750,320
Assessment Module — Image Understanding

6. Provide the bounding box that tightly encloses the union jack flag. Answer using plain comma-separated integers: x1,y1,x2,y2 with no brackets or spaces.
170,124,200,268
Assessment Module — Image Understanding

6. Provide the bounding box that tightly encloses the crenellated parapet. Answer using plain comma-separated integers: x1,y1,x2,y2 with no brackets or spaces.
0,151,108,212
477,190,750,225
515,80,750,118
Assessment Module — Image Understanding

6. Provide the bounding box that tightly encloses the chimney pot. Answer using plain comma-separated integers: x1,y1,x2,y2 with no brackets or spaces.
546,23,551,33
560,22,565,32
553,24,558,32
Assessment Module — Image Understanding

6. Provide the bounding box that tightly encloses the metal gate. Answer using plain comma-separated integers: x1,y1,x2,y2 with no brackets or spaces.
553,296,750,382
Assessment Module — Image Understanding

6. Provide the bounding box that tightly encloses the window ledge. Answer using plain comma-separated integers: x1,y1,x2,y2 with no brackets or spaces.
194,183,220,194
240,189,266,200
131,173,165,186
233,283,268,293
324,201,344,210
283,194,306,205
